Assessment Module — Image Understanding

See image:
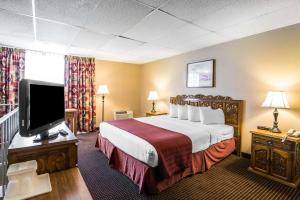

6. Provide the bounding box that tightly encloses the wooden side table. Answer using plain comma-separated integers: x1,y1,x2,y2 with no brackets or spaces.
65,108,78,135
28,168,92,200
146,111,168,117
248,129,300,188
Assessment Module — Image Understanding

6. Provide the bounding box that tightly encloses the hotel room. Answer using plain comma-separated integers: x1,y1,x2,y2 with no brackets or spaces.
0,0,300,199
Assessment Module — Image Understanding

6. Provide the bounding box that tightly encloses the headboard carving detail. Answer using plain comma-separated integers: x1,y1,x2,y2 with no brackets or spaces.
170,94,243,156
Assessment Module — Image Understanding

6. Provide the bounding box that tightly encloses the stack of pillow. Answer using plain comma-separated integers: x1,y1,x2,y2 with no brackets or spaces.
169,103,225,125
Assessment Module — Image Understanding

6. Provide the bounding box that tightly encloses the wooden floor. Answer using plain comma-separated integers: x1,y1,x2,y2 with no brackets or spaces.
29,168,92,200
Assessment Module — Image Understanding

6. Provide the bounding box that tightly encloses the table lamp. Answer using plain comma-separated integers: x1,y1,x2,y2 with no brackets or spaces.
97,85,109,122
261,91,289,133
148,91,159,113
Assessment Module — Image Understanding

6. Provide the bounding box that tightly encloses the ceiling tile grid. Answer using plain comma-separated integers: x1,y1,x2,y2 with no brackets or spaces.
1,0,300,64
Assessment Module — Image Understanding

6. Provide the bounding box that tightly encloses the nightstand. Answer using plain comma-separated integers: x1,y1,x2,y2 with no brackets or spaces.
248,129,300,188
146,111,168,117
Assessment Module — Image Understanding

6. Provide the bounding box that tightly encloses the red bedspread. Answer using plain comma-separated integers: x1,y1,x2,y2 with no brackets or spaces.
107,119,192,178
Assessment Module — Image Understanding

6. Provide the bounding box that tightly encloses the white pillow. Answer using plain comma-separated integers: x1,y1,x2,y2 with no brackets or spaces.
169,103,178,118
187,105,200,122
200,108,225,124
177,104,188,120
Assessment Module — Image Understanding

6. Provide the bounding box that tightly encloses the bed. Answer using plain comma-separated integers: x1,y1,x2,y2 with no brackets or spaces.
96,94,243,193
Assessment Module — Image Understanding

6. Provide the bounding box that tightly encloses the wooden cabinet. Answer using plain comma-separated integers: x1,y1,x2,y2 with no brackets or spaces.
8,123,78,174
249,129,300,188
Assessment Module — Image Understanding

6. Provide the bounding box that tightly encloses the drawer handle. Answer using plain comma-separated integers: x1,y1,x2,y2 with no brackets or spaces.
267,140,273,145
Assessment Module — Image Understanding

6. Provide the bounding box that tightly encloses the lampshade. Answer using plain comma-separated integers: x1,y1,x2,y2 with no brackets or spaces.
261,91,289,109
148,91,159,101
97,85,109,95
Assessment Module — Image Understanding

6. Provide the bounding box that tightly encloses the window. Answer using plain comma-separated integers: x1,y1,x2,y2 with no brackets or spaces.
25,51,64,84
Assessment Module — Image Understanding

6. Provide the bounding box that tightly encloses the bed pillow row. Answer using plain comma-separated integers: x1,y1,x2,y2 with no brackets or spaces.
169,104,225,124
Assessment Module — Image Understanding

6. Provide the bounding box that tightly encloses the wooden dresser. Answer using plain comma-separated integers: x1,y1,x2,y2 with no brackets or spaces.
249,129,300,188
8,123,78,174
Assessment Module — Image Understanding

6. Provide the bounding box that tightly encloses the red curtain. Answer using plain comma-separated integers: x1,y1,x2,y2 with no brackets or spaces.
0,47,25,117
64,55,96,132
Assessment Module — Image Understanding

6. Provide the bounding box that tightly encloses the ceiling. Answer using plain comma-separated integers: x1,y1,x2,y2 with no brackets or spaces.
0,0,300,64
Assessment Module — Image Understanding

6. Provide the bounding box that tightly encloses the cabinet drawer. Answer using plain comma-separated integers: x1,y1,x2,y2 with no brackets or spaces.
253,134,295,151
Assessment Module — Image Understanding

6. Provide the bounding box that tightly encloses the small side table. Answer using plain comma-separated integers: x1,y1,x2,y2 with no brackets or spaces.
65,108,78,135
146,111,168,117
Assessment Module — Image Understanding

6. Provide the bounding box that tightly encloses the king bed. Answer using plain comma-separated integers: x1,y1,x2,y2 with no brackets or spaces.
95,95,243,193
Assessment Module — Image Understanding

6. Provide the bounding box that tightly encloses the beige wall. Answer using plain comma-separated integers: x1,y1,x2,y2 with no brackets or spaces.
95,60,141,125
140,24,300,154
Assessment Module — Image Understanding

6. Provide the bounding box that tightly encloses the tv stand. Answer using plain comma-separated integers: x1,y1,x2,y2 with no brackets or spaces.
8,123,77,174
33,131,59,143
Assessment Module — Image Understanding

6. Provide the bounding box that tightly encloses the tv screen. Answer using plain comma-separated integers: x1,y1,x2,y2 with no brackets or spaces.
19,79,65,137
29,84,65,130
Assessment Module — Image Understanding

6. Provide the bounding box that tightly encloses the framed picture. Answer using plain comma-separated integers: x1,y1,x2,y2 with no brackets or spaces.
186,59,215,88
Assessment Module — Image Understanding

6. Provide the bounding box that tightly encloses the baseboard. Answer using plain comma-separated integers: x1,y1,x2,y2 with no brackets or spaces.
241,152,251,159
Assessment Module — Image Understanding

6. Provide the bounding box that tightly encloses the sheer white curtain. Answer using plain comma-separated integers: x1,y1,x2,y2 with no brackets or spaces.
25,51,64,84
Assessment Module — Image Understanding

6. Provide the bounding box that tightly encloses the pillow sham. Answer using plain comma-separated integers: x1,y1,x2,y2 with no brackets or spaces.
200,107,225,124
178,104,188,120
187,105,200,122
169,103,178,118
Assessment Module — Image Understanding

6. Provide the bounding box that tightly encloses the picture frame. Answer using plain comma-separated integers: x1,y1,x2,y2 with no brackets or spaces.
186,59,215,88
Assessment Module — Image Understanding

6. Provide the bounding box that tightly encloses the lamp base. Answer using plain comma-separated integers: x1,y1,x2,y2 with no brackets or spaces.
151,101,156,113
271,127,281,133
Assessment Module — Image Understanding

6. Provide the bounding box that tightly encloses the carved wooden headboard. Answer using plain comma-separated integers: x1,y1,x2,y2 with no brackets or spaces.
170,94,243,156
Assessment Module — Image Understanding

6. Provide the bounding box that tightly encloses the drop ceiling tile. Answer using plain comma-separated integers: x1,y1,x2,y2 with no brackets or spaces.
84,0,153,35
124,10,186,42
100,37,144,54
136,0,169,8
195,0,300,31
217,3,300,40
36,19,80,45
152,24,210,50
35,0,99,27
0,10,33,38
128,44,180,59
161,0,235,23
0,0,32,15
72,29,114,49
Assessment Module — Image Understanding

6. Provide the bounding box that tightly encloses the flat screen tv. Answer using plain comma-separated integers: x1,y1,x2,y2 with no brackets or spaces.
19,79,65,140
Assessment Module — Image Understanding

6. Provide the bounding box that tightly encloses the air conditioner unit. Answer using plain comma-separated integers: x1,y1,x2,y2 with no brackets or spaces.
113,110,133,120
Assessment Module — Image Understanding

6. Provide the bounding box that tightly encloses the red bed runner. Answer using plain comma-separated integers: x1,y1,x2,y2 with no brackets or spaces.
107,119,192,178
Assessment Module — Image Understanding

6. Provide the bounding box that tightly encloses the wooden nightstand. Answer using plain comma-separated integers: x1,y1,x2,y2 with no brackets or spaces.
146,111,168,117
248,129,300,188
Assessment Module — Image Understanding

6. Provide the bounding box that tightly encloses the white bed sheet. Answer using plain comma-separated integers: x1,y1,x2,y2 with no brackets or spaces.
99,115,234,167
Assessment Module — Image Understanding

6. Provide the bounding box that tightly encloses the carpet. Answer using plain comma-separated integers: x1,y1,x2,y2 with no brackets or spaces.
77,132,300,200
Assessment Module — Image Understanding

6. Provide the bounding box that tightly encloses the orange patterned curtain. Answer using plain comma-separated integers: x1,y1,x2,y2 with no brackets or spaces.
0,47,25,117
64,55,96,132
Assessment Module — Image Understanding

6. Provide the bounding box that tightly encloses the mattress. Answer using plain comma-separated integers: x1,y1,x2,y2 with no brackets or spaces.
99,115,234,167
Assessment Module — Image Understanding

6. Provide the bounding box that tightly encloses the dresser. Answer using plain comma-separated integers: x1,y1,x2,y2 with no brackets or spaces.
248,129,300,188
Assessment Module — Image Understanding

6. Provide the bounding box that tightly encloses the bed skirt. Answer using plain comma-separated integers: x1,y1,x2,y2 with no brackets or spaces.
95,134,235,194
